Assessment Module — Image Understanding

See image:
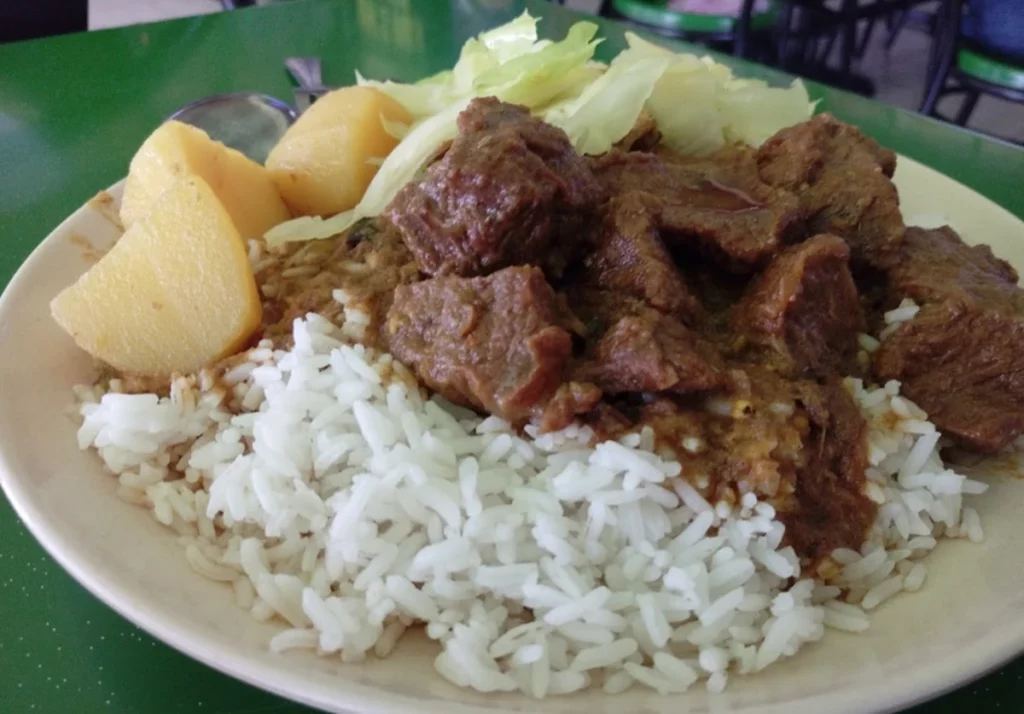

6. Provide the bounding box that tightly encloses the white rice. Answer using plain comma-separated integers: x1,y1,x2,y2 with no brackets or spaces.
878,298,921,341
74,308,989,697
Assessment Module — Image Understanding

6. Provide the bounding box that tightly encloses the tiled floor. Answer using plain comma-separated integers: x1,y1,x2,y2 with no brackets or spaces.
88,0,219,30
854,18,1024,143
88,0,1023,143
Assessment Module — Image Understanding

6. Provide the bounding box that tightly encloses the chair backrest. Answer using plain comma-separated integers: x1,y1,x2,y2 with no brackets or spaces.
961,0,1024,66
605,0,773,35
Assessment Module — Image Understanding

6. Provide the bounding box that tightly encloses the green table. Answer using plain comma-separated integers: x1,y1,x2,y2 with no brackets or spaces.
1,0,1023,711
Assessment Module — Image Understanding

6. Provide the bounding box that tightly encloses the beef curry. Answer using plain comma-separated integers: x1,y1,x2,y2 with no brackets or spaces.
245,99,1024,567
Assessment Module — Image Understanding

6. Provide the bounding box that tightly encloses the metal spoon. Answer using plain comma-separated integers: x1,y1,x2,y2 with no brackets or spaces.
163,56,331,163
167,92,297,163
285,56,334,114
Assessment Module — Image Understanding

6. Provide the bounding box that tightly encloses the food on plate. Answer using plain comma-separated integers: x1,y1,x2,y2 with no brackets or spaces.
386,98,602,279
588,145,801,270
387,266,583,425
756,114,903,270
266,86,412,217
875,226,1024,452
56,12,1019,700
120,120,290,241
732,234,865,377
264,17,814,246
52,175,261,375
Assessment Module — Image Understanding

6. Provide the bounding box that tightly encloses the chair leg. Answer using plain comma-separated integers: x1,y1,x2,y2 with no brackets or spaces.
775,1,795,67
954,90,980,126
733,0,756,58
857,16,879,58
818,28,837,64
800,9,823,66
920,68,949,116
838,0,858,76
885,9,909,51
920,0,960,115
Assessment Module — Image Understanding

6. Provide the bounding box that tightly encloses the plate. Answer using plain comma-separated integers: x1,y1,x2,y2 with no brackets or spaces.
2,157,1024,714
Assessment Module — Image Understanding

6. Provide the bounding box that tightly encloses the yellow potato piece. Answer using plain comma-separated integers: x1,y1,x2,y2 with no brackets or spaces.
52,175,262,376
266,86,412,217
121,121,291,240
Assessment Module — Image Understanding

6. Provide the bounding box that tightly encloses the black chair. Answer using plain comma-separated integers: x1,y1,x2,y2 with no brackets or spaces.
883,0,939,51
0,0,87,43
588,1,923,96
776,1,931,79
920,0,1024,130
593,0,771,60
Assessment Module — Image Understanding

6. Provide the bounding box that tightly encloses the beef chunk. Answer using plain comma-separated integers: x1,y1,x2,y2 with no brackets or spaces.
876,301,1024,450
591,145,800,270
875,226,1024,452
874,226,1024,452
536,382,604,433
733,234,866,376
580,194,703,324
757,113,903,269
386,98,602,278
572,292,728,395
888,226,1023,312
580,313,726,394
386,266,576,424
782,378,874,565
875,302,1024,452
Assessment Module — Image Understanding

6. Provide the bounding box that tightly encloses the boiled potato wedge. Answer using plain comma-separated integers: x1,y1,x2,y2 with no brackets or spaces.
121,120,291,240
266,86,412,217
52,175,261,375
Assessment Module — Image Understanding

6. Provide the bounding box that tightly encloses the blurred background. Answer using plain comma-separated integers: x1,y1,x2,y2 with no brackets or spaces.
3,0,1022,143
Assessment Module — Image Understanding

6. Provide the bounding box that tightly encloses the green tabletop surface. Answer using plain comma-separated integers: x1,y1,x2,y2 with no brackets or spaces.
2,0,1023,712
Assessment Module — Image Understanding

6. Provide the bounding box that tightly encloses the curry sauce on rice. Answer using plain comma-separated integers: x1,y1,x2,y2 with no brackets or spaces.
56,16,1022,700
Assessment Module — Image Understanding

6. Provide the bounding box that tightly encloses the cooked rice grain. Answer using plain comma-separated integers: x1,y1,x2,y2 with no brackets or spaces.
75,312,989,697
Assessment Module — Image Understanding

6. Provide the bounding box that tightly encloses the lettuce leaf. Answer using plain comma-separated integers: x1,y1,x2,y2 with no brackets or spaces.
474,21,601,108
265,99,469,246
266,18,814,246
646,58,728,156
545,49,670,155
357,13,599,117
478,11,541,62
355,70,455,118
718,77,814,146
621,31,812,156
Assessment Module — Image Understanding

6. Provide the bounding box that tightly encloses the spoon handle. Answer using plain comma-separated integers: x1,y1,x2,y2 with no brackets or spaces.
285,56,324,91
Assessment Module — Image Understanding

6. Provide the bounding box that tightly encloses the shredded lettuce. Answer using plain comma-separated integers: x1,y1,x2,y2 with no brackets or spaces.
359,14,600,114
478,11,543,62
265,100,468,246
474,22,601,107
266,14,814,246
646,57,728,156
355,70,455,118
718,78,817,146
624,32,813,155
545,48,670,155
379,115,411,141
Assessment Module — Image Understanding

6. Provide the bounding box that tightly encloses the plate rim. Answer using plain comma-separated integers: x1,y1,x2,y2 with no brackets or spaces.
2,158,1024,714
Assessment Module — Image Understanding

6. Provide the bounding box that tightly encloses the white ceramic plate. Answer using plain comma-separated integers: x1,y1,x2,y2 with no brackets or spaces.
2,157,1024,714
